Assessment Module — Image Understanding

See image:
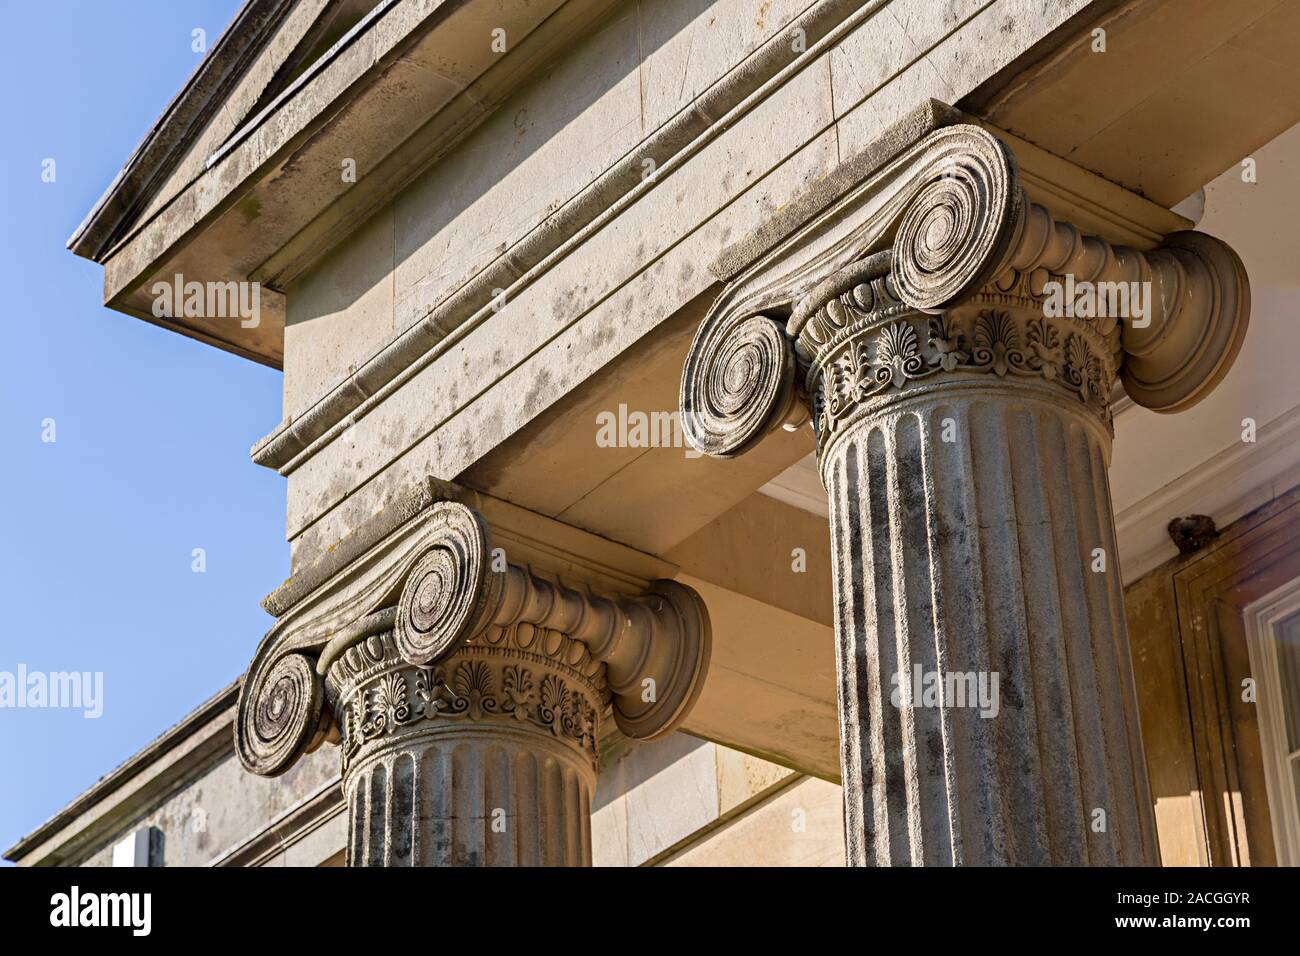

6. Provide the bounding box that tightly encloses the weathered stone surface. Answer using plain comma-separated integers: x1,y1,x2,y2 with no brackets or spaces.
247,0,1114,573
236,494,711,865
681,121,1251,864
328,629,599,866
48,0,1300,875
823,387,1151,864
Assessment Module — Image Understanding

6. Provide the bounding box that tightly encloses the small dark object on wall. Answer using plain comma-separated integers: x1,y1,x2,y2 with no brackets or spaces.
1167,514,1220,554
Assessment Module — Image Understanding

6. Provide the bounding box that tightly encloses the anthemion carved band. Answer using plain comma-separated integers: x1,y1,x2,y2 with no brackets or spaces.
235,496,711,866
681,123,1249,866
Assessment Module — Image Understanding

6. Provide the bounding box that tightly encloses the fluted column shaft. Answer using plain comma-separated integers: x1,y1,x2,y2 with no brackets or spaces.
798,255,1161,864
328,629,598,867
679,122,1249,867
346,728,593,866
823,381,1154,864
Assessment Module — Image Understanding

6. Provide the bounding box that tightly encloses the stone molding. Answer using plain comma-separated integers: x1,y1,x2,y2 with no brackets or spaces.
680,123,1250,462
247,0,897,472
209,776,345,868
235,493,711,778
4,682,240,866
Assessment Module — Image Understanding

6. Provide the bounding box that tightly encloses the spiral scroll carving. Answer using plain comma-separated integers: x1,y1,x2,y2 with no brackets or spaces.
680,313,795,458
891,136,1023,313
235,651,324,777
1119,231,1250,412
393,501,490,667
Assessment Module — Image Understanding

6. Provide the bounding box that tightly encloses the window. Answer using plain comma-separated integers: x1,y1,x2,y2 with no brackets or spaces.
1245,587,1300,865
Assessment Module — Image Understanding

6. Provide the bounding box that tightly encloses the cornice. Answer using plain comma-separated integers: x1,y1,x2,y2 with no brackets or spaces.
249,0,896,466
67,0,299,261
84,0,607,368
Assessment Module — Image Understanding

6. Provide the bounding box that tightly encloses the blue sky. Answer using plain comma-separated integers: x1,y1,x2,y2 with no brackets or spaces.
0,0,284,856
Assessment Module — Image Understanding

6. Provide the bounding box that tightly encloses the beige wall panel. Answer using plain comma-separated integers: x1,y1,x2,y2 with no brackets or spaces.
679,576,840,780
664,776,845,866
285,206,395,418
666,493,834,629
593,733,804,866
392,7,644,333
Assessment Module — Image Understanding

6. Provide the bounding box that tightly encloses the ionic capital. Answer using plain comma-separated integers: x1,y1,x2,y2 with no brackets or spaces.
235,491,710,778
680,123,1250,461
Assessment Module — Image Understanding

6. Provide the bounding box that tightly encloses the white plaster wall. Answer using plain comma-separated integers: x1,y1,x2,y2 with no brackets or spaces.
1110,119,1300,580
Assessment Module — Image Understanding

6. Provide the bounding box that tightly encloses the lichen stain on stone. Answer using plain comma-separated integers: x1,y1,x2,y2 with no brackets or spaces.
998,655,1025,711
236,195,262,222
326,468,353,503
587,321,616,352
923,727,944,766
521,366,554,417
548,282,584,320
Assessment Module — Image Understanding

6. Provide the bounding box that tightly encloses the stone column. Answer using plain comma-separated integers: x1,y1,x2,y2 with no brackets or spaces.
235,496,709,867
681,123,1249,865
323,622,600,867
796,257,1155,866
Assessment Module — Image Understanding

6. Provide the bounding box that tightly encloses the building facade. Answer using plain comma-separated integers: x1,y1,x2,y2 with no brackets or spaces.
9,0,1300,867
